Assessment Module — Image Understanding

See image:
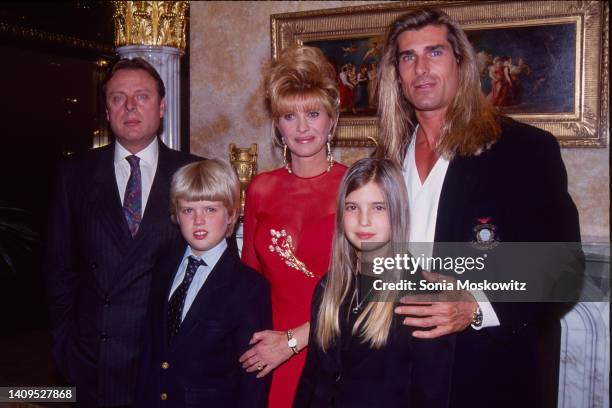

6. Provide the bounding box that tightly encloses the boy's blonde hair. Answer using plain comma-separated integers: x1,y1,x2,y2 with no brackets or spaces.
170,159,240,236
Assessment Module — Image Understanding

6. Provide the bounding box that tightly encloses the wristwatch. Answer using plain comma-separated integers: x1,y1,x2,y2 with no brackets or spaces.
287,329,299,355
471,305,483,328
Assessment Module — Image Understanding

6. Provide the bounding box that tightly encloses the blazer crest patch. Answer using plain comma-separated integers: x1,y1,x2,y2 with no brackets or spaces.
472,217,499,250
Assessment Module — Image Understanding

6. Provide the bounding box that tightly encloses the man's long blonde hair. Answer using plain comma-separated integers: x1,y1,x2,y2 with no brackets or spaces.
376,8,500,163
315,158,409,350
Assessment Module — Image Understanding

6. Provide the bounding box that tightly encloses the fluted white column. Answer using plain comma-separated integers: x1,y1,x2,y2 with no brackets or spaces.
559,302,609,408
112,1,187,151
558,243,609,408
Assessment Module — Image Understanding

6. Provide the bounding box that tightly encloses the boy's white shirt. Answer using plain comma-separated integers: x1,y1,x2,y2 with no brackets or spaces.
168,238,228,321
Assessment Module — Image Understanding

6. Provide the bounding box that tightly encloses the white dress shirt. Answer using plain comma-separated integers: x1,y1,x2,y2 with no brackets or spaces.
403,130,499,329
404,132,450,245
168,239,228,321
114,138,159,214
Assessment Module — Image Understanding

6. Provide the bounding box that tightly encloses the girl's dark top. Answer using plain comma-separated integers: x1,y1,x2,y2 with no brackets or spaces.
294,275,453,408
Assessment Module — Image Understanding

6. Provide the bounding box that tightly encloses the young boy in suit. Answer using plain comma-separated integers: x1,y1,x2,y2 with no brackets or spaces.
137,159,271,408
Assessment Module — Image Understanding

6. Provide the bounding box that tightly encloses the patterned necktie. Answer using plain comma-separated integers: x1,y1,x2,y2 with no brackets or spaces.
123,155,142,237
167,256,207,342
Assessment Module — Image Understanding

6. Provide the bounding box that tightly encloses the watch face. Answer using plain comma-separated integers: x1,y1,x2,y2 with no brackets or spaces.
288,338,297,348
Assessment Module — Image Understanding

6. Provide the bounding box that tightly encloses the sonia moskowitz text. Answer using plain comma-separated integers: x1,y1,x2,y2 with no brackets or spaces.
373,279,527,292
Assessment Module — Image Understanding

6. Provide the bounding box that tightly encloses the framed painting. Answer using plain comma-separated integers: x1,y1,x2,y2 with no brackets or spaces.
271,1,608,147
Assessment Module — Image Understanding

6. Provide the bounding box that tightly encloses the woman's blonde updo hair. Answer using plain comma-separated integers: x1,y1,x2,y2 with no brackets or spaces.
266,45,340,125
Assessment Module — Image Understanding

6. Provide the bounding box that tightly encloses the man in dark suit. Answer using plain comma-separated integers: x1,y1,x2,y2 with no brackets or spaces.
374,8,582,408
137,159,271,408
46,57,198,407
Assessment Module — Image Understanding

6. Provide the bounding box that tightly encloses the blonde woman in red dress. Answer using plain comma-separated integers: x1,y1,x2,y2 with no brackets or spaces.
240,45,347,408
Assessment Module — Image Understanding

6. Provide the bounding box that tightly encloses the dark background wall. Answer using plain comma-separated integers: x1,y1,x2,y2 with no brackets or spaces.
0,2,191,388
0,1,116,389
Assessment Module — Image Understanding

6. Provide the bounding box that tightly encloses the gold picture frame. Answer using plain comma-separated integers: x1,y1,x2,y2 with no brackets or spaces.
271,1,608,147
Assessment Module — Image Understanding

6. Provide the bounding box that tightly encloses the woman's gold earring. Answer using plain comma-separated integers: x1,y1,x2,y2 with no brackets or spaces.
326,136,334,172
282,140,292,174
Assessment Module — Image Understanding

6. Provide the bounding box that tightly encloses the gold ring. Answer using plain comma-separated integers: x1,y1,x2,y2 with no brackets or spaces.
256,364,263,371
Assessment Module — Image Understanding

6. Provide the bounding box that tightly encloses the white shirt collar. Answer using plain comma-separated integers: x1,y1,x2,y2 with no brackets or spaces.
184,238,228,271
114,137,159,168
402,124,418,171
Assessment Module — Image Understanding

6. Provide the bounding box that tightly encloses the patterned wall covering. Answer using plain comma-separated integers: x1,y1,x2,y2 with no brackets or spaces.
189,1,609,241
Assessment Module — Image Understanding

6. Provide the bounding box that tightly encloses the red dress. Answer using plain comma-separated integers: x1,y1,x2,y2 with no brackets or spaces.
242,164,347,408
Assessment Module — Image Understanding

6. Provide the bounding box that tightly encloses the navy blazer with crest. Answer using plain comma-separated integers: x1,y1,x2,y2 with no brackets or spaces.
45,140,199,407
136,238,272,408
430,117,582,408
405,118,583,408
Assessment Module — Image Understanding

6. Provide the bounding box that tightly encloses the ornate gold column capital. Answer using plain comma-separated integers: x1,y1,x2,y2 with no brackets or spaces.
112,1,188,50
229,143,258,219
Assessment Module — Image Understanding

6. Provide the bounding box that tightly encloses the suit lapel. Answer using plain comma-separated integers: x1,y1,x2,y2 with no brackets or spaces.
434,155,481,243
90,143,133,255
434,150,504,262
134,141,174,241
109,142,180,290
170,240,239,348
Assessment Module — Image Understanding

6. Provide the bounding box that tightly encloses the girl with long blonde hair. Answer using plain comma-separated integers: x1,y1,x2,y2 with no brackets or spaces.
295,157,431,407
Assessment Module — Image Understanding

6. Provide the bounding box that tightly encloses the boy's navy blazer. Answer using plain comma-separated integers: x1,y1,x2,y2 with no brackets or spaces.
137,237,272,408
